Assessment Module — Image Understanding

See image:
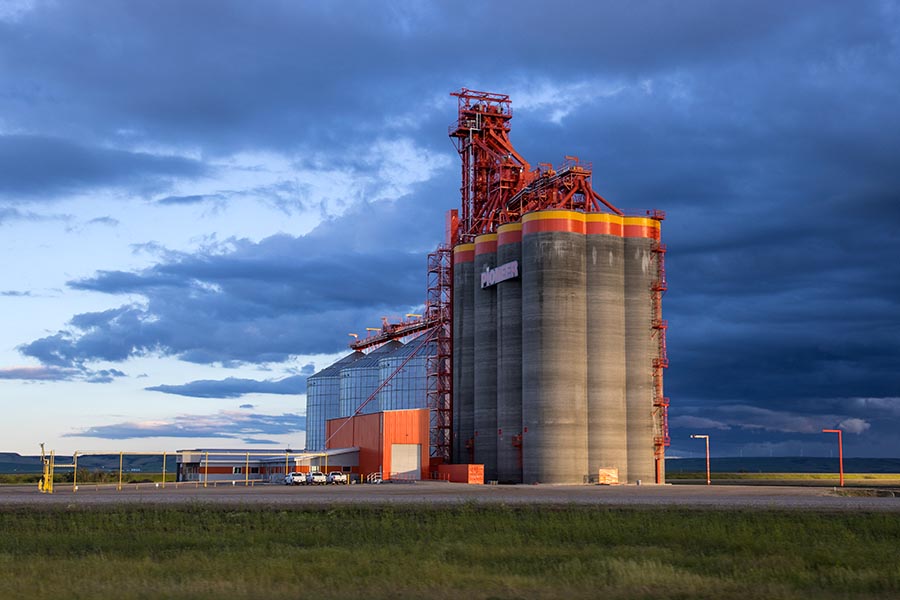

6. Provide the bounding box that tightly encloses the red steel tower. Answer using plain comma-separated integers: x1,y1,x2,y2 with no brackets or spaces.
448,88,624,243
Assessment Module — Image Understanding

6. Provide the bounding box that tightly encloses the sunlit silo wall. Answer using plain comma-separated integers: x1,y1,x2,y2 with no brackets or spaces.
521,210,588,484
304,351,364,451
496,222,523,483
450,210,663,484
586,214,627,482
377,334,432,411
624,218,659,484
452,243,475,464
339,340,404,417
473,233,499,482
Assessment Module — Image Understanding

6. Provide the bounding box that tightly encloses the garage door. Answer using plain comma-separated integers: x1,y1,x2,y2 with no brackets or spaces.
391,444,421,480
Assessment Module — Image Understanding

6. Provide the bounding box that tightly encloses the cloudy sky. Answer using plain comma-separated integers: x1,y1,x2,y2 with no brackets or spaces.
1,1,898,458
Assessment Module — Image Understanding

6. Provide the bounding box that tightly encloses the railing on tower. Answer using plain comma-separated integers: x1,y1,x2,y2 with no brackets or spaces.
650,210,670,482
448,88,623,244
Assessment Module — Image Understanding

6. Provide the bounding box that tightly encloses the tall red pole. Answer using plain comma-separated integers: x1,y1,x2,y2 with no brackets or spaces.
822,429,844,487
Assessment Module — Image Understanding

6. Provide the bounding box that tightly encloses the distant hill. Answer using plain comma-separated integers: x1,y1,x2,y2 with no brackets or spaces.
666,456,900,474
0,453,177,474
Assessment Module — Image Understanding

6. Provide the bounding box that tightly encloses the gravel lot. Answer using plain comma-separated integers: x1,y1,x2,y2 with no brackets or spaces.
2,481,899,511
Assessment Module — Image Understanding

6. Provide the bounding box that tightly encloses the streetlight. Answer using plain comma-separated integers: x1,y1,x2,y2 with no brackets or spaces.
690,434,710,485
822,428,844,487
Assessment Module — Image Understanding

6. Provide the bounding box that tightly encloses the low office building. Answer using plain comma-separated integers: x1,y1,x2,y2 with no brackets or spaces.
176,447,358,483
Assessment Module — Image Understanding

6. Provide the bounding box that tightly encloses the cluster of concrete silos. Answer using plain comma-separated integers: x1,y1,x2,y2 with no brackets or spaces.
452,209,662,484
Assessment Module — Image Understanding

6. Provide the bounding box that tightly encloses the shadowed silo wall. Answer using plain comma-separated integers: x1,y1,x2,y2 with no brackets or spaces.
624,217,660,483
452,243,475,464
473,233,499,481
496,222,523,483
521,210,588,484
586,214,628,482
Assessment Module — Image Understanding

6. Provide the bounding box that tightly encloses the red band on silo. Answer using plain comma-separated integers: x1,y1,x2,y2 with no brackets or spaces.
497,223,522,245
475,233,498,255
522,218,586,235
623,225,660,240
453,243,475,263
586,220,624,236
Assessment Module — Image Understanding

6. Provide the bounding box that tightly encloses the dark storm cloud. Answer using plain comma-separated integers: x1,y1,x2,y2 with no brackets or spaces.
0,365,124,382
4,1,899,454
0,366,80,381
0,207,24,224
146,363,316,399
64,411,305,441
157,194,222,206
85,368,127,384
0,135,207,201
5,1,880,157
19,191,445,367
0,206,69,225
147,371,313,399
488,6,900,457
86,216,119,227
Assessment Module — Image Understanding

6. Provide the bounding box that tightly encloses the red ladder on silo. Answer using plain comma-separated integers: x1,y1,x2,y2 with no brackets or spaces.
650,210,670,483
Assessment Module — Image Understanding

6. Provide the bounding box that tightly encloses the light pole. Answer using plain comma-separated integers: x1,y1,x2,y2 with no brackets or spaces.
691,434,710,485
822,428,844,487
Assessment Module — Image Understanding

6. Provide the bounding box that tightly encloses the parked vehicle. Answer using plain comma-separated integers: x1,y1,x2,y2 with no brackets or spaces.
327,471,348,484
284,472,306,486
306,471,327,485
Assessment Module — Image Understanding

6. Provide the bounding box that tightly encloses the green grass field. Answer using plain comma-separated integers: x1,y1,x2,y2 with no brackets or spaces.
1,505,899,599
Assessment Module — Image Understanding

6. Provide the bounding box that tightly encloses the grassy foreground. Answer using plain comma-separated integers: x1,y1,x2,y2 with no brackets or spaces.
1,505,899,599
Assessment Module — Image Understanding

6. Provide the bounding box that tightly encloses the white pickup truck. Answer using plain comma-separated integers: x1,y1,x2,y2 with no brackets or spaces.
284,472,305,486
327,471,348,484
306,471,328,485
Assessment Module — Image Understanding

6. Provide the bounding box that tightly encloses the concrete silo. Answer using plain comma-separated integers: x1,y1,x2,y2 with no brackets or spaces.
521,210,588,484
495,222,523,483
473,233,499,482
452,243,475,464
585,213,628,482
624,217,661,483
